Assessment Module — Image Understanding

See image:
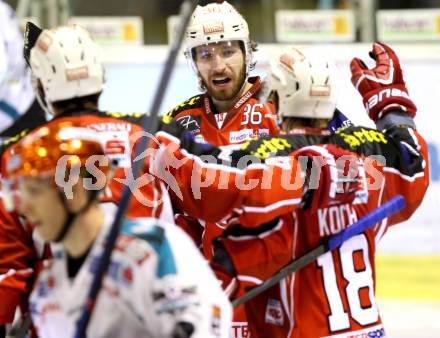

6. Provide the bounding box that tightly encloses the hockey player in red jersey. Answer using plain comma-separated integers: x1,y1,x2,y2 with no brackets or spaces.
0,24,173,336
163,3,279,335
163,1,279,145
153,42,429,337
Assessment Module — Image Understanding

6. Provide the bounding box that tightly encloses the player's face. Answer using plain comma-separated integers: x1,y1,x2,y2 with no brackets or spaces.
194,40,247,101
17,177,66,242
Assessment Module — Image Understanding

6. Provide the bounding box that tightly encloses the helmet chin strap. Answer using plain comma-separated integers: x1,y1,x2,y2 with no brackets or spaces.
53,189,100,243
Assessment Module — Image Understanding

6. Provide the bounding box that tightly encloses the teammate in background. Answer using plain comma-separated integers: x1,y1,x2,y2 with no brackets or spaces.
0,1,46,141
163,3,279,335
2,123,231,338
0,24,178,336
154,42,429,337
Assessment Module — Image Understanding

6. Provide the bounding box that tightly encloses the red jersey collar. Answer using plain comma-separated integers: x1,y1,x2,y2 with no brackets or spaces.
203,76,262,129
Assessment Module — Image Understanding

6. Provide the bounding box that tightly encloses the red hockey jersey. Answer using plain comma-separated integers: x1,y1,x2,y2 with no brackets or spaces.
155,122,429,338
162,76,279,146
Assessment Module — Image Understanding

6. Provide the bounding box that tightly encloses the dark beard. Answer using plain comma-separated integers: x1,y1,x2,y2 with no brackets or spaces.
203,66,247,101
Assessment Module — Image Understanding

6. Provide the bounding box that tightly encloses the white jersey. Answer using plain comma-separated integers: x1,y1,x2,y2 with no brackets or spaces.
30,204,232,338
0,1,35,131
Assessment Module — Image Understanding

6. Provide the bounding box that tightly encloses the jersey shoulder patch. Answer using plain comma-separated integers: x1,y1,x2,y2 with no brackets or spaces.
162,95,203,123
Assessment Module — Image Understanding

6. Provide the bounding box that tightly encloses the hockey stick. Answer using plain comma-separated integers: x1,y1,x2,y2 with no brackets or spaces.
72,2,198,338
7,314,32,338
232,195,405,307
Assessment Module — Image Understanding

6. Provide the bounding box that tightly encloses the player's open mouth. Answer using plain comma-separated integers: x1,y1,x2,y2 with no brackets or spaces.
212,77,231,86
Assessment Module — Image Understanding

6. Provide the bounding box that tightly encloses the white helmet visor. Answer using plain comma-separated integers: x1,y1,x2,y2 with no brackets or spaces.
190,40,245,72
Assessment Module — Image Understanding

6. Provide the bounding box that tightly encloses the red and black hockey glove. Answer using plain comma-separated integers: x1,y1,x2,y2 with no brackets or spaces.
350,41,417,122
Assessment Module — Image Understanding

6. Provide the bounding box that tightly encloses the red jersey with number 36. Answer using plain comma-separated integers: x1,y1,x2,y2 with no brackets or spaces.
155,123,429,338
163,76,279,338
162,76,279,146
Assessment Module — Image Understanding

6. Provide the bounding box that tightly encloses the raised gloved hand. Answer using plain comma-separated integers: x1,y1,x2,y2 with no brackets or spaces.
350,41,417,122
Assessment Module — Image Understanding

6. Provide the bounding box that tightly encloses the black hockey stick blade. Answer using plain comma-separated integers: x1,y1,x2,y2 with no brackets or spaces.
23,22,43,66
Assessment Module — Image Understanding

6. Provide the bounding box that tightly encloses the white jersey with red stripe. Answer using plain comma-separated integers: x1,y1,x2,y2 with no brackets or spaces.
30,203,232,338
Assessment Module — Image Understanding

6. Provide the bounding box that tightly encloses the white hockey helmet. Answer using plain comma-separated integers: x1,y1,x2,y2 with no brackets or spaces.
185,1,253,74
29,25,104,111
268,47,338,119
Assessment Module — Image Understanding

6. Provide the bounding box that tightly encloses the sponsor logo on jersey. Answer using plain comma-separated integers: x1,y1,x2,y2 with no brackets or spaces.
211,305,222,337
88,122,132,132
229,128,269,144
234,91,253,109
106,259,134,288
176,115,201,134
325,324,385,338
230,322,249,338
153,281,200,315
39,301,61,319
257,128,269,137
265,299,284,326
242,137,292,159
336,127,388,149
163,96,201,123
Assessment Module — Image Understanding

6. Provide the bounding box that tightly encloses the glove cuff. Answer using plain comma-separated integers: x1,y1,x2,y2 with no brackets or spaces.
362,84,417,122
